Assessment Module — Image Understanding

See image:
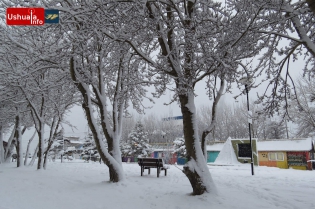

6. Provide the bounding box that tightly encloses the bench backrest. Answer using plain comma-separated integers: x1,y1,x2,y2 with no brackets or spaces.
138,158,164,167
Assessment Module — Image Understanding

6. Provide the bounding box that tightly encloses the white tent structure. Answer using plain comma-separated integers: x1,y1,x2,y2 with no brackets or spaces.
214,137,240,165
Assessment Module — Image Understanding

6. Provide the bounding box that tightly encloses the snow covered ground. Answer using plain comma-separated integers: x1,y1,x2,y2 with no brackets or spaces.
0,160,314,209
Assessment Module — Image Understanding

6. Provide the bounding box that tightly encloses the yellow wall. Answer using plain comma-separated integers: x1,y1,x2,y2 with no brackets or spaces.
289,166,307,170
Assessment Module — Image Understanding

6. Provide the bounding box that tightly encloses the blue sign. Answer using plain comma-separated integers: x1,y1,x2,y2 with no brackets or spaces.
162,116,183,121
45,9,59,24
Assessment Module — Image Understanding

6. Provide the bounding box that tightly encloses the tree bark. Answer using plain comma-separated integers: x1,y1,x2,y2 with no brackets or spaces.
0,126,4,164
29,144,38,166
82,101,122,182
201,78,225,158
4,124,16,162
36,122,45,169
44,117,60,169
15,114,23,167
24,130,36,166
179,92,214,195
70,57,124,182
306,0,315,16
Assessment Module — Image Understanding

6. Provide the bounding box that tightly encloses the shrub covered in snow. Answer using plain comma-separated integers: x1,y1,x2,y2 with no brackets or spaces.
173,137,186,158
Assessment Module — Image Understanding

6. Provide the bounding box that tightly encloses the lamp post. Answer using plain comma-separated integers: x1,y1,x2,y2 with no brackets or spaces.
239,76,254,176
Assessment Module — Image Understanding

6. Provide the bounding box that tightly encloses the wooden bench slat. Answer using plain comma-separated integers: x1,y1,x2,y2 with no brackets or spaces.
140,163,163,166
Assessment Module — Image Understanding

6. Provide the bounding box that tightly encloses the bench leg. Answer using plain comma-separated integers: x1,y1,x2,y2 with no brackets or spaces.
148,168,150,175
165,169,167,176
157,168,160,178
141,166,143,176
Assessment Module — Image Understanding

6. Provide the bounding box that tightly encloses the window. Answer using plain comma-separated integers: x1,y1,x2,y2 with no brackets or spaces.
269,153,276,161
268,152,284,161
277,153,284,161
238,144,251,158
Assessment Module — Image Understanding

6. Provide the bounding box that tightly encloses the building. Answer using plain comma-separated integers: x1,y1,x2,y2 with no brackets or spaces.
258,138,314,170
206,138,315,170
206,142,224,163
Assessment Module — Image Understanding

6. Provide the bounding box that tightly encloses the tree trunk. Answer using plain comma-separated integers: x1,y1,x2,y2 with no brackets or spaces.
201,131,210,161
44,117,60,169
4,124,16,162
29,144,38,166
15,114,23,167
37,123,45,169
179,92,215,195
82,101,123,182
201,78,225,159
0,126,4,164
69,57,124,182
306,0,315,16
24,130,36,166
107,138,124,182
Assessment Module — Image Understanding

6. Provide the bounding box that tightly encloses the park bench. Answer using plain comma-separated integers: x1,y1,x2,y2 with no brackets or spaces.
138,158,169,177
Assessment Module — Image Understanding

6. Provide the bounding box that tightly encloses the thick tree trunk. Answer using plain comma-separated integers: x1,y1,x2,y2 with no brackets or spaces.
179,92,215,195
107,138,124,181
82,102,123,182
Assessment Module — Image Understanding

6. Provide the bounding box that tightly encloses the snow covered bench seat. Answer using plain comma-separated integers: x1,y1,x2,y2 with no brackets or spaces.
138,158,169,178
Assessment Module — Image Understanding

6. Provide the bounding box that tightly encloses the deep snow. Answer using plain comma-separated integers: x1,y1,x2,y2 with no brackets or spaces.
0,160,314,209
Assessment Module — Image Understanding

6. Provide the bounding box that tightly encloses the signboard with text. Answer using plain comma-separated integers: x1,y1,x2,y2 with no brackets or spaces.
6,8,59,25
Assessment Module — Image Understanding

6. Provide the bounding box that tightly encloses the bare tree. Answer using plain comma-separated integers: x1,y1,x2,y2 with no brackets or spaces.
291,77,315,137
89,0,267,194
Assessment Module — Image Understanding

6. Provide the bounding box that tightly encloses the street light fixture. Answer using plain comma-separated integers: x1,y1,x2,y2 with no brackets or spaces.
239,76,254,176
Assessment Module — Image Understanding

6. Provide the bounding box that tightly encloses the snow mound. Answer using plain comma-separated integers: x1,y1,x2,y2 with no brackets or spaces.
213,137,240,165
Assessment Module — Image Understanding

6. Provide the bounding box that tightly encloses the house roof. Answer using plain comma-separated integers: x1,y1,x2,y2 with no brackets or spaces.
206,138,313,152
257,138,313,151
69,140,84,144
206,143,225,151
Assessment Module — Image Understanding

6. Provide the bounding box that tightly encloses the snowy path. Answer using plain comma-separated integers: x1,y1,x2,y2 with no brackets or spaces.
0,161,314,209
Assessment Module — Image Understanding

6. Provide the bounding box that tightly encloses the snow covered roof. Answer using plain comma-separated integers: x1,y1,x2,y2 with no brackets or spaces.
206,138,313,152
258,138,313,151
64,136,80,141
67,147,76,151
206,143,225,151
153,148,174,152
69,140,84,144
